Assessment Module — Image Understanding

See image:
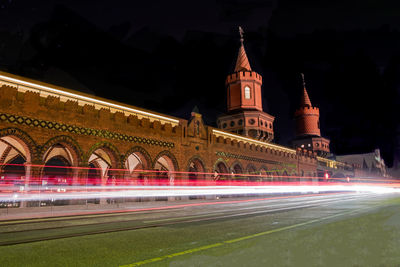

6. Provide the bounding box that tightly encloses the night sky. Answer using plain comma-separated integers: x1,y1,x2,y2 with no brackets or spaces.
1,0,400,167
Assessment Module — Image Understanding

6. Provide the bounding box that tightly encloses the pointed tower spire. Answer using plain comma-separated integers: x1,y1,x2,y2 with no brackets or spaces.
235,26,252,72
300,73,312,107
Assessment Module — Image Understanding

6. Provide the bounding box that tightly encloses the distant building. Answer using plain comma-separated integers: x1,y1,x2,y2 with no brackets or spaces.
335,149,388,178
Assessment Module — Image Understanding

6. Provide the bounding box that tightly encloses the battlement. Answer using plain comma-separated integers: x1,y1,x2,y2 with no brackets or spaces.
294,106,320,117
0,71,179,126
213,129,296,155
0,83,179,136
226,71,262,84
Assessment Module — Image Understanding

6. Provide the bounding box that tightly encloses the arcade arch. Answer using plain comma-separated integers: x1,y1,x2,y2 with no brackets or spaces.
153,151,179,182
86,142,120,186
213,160,229,181
123,147,152,184
40,136,82,185
187,156,206,180
246,164,258,181
259,167,270,181
0,129,36,186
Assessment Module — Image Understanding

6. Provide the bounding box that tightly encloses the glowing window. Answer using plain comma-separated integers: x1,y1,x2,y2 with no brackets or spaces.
244,86,251,99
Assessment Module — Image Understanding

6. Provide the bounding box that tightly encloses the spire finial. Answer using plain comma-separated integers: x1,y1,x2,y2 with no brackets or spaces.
234,26,251,72
238,26,244,44
300,73,312,107
301,73,306,88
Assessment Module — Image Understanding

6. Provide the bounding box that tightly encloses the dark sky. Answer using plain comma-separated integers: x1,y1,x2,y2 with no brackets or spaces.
1,0,400,167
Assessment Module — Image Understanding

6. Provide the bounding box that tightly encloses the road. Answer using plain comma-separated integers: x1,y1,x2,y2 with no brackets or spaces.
1,191,400,266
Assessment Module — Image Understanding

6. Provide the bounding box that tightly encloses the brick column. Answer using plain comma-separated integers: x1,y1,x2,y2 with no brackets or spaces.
20,162,42,208
72,166,89,186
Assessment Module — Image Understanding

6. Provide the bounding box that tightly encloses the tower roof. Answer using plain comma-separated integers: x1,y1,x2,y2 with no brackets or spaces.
234,26,252,72
300,73,312,107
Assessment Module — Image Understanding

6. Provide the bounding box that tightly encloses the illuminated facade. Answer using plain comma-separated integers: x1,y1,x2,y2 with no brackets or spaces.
0,32,363,207
293,74,330,157
217,30,274,141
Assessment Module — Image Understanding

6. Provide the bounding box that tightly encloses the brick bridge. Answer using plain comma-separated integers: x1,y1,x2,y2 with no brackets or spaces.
0,71,333,187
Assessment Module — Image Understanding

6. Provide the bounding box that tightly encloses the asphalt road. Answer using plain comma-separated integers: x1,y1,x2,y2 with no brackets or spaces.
1,192,400,266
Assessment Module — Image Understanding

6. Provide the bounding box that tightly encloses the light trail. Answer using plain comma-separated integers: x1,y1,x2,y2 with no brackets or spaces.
0,184,399,202
1,162,399,183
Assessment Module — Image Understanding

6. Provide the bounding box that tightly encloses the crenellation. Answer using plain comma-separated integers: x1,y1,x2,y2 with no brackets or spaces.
99,107,111,122
163,123,172,132
82,104,97,118
0,85,17,105
140,117,150,128
152,120,161,130
23,90,41,112
64,99,80,113
113,111,126,124
127,114,139,126
45,95,61,110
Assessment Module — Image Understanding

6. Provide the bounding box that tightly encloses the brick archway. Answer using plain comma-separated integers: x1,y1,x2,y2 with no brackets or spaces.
40,135,83,167
0,127,38,163
122,146,152,170
85,141,121,169
259,166,270,180
153,150,179,172
213,159,229,180
186,155,206,180
230,161,244,174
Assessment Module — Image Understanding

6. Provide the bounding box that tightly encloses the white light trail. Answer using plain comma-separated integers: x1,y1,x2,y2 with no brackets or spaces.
0,185,399,202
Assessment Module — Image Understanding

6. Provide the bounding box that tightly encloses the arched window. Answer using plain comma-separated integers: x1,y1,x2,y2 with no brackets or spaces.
244,86,251,99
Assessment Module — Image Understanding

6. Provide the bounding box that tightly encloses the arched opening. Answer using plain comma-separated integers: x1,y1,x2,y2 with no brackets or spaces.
124,150,150,185
259,167,269,181
214,161,228,181
87,162,101,186
41,143,77,186
282,170,289,182
1,155,25,187
232,164,243,174
0,135,32,188
42,156,72,186
88,147,118,186
275,171,281,181
154,153,177,184
231,163,244,180
247,165,258,181
187,157,206,180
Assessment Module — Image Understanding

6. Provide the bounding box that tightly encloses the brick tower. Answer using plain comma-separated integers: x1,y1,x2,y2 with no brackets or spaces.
217,27,274,141
293,74,330,157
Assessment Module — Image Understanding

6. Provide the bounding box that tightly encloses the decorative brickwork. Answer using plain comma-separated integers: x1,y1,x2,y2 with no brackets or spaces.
0,113,175,149
40,135,84,166
0,127,39,162
216,151,296,168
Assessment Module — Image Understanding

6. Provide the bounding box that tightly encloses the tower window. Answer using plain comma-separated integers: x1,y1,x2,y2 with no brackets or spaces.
244,86,251,99
230,121,235,127
238,119,243,125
